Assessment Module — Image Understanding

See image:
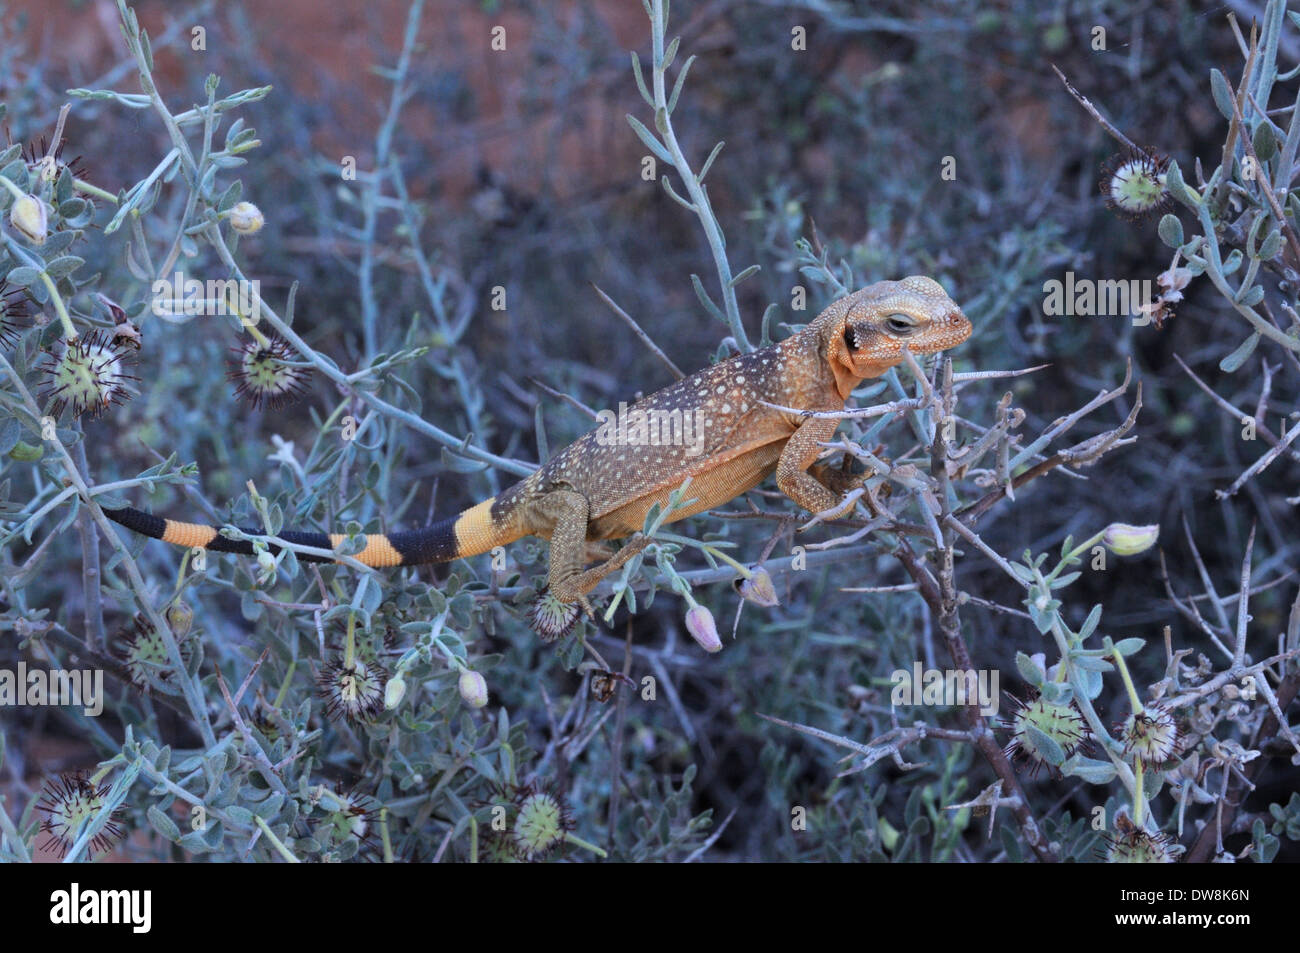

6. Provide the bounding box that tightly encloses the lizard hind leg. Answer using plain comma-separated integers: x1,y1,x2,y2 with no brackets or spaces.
526,488,648,641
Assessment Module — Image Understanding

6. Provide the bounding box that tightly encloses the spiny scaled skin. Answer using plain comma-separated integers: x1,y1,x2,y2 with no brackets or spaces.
103,277,971,629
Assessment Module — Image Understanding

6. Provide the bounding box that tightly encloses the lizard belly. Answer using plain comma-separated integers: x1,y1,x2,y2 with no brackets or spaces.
586,440,784,540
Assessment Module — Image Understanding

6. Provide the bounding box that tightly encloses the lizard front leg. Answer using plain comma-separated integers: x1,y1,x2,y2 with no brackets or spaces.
527,488,648,640
776,416,859,521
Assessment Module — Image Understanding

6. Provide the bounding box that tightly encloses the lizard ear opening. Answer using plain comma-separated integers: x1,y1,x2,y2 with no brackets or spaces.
842,324,859,352
829,321,869,397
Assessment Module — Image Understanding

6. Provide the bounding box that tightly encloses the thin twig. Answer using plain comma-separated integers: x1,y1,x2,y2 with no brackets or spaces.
1052,65,1142,153
591,283,685,379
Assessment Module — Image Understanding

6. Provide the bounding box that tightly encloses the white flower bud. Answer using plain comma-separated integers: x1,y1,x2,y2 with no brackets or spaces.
229,201,264,235
384,674,407,709
10,194,48,244
1102,523,1159,556
458,669,488,708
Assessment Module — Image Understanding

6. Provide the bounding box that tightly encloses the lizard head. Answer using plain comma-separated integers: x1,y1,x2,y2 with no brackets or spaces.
820,275,971,397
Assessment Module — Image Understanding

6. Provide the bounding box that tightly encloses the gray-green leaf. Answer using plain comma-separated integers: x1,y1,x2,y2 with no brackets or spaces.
1209,68,1235,119
1158,214,1184,248
1220,332,1260,373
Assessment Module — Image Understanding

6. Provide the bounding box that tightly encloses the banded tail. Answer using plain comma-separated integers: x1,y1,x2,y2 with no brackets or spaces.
101,496,519,568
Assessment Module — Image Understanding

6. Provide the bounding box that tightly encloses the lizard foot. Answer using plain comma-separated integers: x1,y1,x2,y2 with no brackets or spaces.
528,586,585,642
796,487,864,533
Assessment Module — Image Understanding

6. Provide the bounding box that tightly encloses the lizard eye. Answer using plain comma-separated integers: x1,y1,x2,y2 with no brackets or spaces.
885,314,917,335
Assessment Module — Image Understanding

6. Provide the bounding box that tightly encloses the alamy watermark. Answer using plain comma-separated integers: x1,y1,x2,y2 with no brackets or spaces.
150,271,261,323
0,663,103,716
890,662,999,717
595,402,706,456
1042,271,1160,326
50,883,150,933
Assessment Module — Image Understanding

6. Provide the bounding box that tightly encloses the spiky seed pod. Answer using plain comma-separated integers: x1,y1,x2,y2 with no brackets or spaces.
511,784,574,862
1100,149,1172,220
227,337,311,410
36,773,125,858
120,620,170,692
322,791,379,846
1002,693,1089,775
39,331,138,419
118,614,195,695
1103,828,1177,863
1120,705,1180,765
476,781,575,863
21,136,90,183
0,279,30,348
317,657,388,723
528,587,582,642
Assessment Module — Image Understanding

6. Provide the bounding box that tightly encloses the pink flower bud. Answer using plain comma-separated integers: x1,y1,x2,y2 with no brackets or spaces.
685,604,722,653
